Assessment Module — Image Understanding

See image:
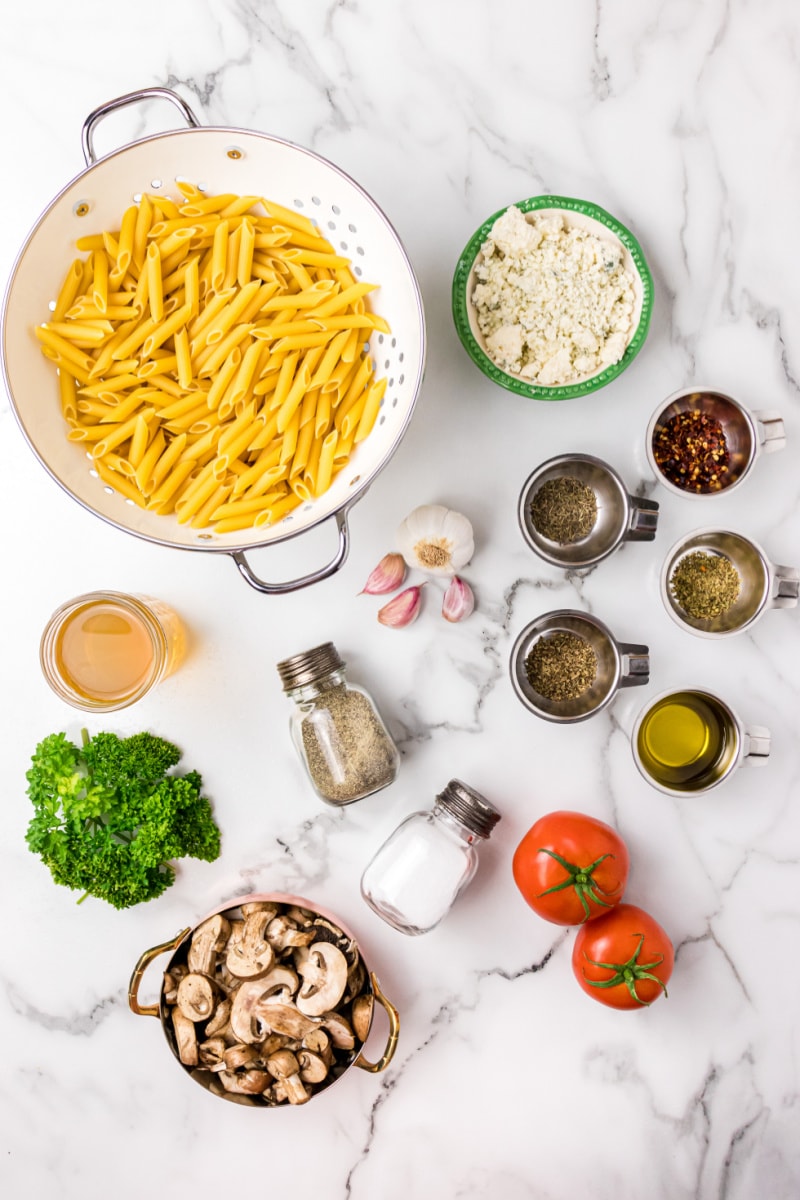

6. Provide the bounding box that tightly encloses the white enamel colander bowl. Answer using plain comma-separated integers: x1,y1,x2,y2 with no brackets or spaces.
0,88,426,593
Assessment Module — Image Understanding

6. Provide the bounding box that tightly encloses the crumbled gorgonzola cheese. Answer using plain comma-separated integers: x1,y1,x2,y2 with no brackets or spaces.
471,205,636,386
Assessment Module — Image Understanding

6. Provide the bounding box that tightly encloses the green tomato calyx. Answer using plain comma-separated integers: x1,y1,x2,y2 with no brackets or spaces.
581,933,668,1005
536,847,622,922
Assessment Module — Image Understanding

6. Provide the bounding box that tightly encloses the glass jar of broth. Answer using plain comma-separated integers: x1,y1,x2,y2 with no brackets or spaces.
40,591,184,712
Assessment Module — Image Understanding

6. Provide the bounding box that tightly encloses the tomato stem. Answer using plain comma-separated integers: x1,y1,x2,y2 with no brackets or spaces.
536,848,622,922
580,933,668,1005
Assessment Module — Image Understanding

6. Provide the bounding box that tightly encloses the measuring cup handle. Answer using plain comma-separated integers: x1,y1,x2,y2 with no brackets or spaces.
82,87,201,166
231,508,350,594
769,562,800,608
626,495,659,541
743,726,771,764
128,928,191,1018
353,974,400,1074
618,643,650,687
753,410,786,454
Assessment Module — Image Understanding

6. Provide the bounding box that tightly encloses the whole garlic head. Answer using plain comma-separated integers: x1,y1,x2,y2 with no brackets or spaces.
396,505,474,576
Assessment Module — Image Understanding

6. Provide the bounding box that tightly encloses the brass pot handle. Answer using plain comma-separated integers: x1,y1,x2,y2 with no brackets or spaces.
128,928,191,1018
352,973,400,1074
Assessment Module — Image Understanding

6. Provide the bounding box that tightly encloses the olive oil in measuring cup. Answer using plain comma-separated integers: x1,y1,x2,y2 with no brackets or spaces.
635,691,738,791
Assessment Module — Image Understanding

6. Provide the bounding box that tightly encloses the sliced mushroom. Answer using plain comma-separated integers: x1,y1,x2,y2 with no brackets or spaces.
344,958,366,1003
266,1050,309,1105
297,1050,328,1085
266,915,316,954
204,996,232,1038
302,1028,334,1067
320,1011,355,1050
176,973,218,1023
296,942,348,1016
223,1043,260,1071
241,901,280,921
198,1036,228,1069
259,1002,319,1041
229,969,307,1045
218,1068,271,1095
187,915,231,976
351,993,373,1043
172,1008,198,1066
226,911,276,980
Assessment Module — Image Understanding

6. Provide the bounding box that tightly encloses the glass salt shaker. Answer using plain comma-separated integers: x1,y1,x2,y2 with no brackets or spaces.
277,642,400,806
360,779,501,935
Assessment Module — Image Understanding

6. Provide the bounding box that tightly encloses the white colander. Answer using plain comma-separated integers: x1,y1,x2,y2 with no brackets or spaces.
0,88,426,593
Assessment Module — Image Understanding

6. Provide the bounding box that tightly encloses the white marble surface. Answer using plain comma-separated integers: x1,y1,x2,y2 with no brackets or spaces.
2,2,800,1197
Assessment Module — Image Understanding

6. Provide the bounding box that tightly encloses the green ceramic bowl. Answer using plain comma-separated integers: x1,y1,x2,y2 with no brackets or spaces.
451,195,654,401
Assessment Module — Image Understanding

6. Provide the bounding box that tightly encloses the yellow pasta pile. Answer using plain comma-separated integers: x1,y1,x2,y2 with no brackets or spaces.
35,184,390,532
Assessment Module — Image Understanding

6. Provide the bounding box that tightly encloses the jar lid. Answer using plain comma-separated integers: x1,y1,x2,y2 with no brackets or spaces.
277,642,345,690
436,779,501,839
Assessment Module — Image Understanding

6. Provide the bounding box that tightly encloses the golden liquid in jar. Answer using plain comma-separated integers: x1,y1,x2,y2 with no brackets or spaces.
54,600,157,702
636,692,736,790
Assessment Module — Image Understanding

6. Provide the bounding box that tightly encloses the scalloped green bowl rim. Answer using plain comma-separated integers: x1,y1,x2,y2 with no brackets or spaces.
451,195,654,401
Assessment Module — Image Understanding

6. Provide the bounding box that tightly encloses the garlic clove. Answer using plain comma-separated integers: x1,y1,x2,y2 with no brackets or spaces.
396,505,475,576
377,584,425,628
359,552,407,595
442,576,475,623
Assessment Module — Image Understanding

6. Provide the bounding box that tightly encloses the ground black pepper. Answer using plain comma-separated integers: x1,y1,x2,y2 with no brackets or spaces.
299,684,399,803
652,411,731,492
525,631,598,702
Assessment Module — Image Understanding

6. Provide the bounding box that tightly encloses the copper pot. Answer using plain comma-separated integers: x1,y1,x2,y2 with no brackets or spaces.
128,892,399,1106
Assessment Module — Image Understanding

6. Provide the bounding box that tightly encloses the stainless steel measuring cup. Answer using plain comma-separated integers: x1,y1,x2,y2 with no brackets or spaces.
518,453,659,568
646,387,785,497
661,529,800,637
631,688,771,795
510,610,650,723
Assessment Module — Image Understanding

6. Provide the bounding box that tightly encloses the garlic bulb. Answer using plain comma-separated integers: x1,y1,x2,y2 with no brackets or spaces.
396,505,474,576
377,585,425,628
359,553,407,595
442,576,475,623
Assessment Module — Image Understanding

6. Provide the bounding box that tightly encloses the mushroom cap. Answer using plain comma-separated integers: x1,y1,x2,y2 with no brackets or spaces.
171,1008,198,1067
351,993,374,1043
226,912,275,980
187,915,231,975
296,942,349,1017
218,1068,271,1095
229,971,308,1045
297,1050,328,1084
176,973,218,1022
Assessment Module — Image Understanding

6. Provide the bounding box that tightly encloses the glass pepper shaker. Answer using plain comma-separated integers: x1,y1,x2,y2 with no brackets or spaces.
360,779,501,934
277,642,400,806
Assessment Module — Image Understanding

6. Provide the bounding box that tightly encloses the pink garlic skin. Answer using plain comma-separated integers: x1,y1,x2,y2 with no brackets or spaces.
442,576,475,623
377,584,424,628
359,553,407,595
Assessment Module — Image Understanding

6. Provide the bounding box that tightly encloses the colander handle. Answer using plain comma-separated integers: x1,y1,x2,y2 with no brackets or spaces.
231,509,351,594
81,87,201,166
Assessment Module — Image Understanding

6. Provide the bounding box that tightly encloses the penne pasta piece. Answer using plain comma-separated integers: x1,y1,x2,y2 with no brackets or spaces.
354,377,387,443
146,243,164,322
53,260,86,321
94,458,147,506
315,429,338,496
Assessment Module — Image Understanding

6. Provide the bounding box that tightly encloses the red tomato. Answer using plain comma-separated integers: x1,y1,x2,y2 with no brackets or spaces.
572,903,674,1009
512,810,629,925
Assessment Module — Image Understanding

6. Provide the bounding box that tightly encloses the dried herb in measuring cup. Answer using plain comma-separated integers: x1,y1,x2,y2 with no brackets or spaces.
652,411,731,492
530,476,598,544
670,551,741,619
525,631,597,701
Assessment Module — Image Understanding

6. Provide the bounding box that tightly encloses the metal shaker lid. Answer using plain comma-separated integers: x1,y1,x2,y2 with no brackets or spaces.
436,779,501,839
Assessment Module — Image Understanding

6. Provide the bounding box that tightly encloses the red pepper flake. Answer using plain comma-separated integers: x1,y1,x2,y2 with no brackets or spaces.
652,411,731,492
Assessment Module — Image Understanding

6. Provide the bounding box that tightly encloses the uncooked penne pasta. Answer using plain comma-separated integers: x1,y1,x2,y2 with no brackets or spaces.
35,186,392,531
